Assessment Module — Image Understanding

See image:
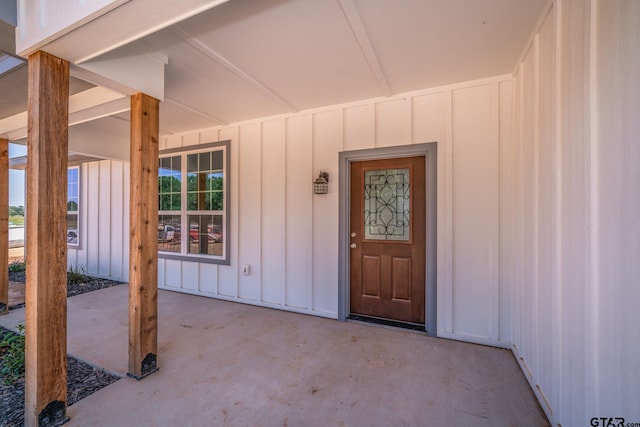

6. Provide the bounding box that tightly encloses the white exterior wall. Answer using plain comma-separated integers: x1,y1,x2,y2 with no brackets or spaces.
158,75,512,341
67,160,130,281
509,0,640,425
592,1,640,420
71,75,513,345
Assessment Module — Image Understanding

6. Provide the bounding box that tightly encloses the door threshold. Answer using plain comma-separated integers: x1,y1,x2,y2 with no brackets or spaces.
347,314,426,332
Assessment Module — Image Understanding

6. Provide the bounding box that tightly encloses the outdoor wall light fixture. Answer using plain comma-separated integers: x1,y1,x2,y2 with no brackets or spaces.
313,172,329,195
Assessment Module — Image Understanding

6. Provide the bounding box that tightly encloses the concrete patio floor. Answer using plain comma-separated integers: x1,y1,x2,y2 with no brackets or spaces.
0,285,548,426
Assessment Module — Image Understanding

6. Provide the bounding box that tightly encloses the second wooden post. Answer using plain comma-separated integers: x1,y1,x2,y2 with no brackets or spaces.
128,92,160,379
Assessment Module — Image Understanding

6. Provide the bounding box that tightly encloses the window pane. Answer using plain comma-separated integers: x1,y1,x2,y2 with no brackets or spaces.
187,173,197,191
187,154,198,173
199,152,211,171
68,168,78,185
68,183,77,199
171,194,181,210
67,168,80,245
158,215,181,253
171,156,182,173
199,192,208,210
187,192,197,210
197,173,207,192
67,214,78,245
207,173,223,191
211,151,223,171
160,194,172,211
158,159,182,211
67,199,79,212
158,176,172,193
160,157,172,171
171,175,181,192
188,214,223,256
211,191,223,211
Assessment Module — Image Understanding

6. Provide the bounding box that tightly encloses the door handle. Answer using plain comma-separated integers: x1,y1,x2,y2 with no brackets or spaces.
350,243,357,249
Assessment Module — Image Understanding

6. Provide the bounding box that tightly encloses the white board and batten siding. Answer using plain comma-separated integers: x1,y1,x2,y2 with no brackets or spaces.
71,75,513,346
507,1,640,425
67,160,129,280
153,74,514,343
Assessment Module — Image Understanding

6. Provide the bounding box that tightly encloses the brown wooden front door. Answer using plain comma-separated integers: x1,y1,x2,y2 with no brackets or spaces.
350,156,426,324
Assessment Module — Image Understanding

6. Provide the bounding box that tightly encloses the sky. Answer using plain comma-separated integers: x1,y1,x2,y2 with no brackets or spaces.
9,143,26,207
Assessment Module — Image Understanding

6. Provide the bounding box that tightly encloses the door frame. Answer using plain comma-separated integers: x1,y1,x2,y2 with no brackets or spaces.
338,142,437,336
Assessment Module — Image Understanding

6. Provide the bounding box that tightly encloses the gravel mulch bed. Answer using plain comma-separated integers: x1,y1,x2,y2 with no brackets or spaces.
8,270,124,310
0,327,121,427
2,270,125,425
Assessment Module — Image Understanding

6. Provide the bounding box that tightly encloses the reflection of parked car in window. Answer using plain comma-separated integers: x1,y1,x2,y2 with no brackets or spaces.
208,225,223,243
67,230,78,244
188,225,199,243
158,225,175,242
188,225,222,243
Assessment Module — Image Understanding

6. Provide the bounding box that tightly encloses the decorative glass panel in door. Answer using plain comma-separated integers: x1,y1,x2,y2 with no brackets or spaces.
363,168,410,241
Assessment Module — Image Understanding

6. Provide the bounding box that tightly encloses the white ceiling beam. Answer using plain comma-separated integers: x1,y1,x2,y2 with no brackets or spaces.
67,117,131,161
16,0,231,64
0,86,129,141
69,97,131,127
68,86,128,112
338,0,392,97
170,25,299,113
71,45,167,101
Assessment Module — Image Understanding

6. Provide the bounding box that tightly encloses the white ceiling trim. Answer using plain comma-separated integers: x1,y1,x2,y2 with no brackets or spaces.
0,53,22,75
68,86,127,112
69,97,130,127
164,96,228,125
338,0,392,97
170,25,299,113
0,86,129,141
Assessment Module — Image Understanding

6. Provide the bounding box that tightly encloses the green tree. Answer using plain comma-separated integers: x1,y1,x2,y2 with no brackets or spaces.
158,176,181,210
9,205,24,216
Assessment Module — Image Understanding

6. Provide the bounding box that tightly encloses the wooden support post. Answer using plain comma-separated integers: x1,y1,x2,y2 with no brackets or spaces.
0,138,8,313
25,51,70,427
128,92,160,380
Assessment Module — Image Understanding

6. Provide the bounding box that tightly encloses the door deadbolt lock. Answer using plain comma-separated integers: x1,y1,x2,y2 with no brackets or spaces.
350,243,357,249
351,232,356,238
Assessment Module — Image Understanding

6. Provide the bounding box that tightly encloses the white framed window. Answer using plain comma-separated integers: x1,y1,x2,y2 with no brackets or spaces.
67,167,80,246
158,141,229,264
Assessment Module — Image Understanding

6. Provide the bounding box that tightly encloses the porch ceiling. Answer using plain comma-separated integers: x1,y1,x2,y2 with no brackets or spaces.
1,0,546,139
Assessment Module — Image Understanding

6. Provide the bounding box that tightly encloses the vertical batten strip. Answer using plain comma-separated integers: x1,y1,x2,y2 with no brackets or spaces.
552,1,563,420
0,138,7,313
442,90,454,334
490,81,500,341
128,92,160,380
25,50,70,427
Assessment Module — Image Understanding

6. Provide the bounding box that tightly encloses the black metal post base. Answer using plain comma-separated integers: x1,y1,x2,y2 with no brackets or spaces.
127,352,159,380
38,400,69,427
